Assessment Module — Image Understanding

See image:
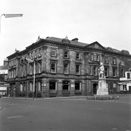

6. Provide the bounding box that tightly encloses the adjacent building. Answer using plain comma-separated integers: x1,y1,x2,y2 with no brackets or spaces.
118,68,131,93
0,59,9,96
7,36,131,97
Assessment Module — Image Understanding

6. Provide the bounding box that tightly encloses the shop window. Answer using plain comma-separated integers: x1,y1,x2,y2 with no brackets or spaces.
49,81,56,90
75,82,81,91
29,82,33,92
20,84,23,92
38,81,41,92
63,81,70,90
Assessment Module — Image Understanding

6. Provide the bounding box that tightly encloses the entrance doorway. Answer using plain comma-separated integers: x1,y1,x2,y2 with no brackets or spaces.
93,83,98,94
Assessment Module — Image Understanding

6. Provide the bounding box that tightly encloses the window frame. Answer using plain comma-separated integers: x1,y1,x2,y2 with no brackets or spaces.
50,61,57,73
76,64,81,75
64,51,69,59
50,48,57,57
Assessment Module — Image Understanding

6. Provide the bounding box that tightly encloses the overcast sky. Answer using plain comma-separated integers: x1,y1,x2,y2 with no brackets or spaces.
0,0,131,65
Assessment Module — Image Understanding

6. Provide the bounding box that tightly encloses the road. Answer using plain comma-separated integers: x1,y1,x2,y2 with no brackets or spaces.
0,95,131,131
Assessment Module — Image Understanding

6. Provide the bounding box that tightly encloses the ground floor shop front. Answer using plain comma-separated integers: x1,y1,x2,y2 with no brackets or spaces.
8,76,121,97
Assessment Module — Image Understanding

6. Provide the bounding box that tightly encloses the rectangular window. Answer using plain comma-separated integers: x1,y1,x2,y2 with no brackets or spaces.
38,61,42,73
91,66,97,76
20,84,23,92
76,64,80,75
127,73,130,79
93,66,96,75
105,57,109,63
75,82,81,91
113,58,116,64
105,67,109,77
29,64,33,75
38,81,41,92
120,69,124,77
64,51,69,58
64,63,69,74
51,49,57,57
30,82,33,92
51,62,56,73
90,54,94,61
76,53,80,60
49,81,56,90
97,55,100,61
63,81,69,90
113,67,117,77
90,66,93,75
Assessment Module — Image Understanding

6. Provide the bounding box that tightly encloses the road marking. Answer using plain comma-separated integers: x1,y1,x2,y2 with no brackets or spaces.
95,107,103,110
7,115,23,119
112,128,118,130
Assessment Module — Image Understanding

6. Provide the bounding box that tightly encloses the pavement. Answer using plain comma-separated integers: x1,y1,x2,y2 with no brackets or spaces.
0,94,131,131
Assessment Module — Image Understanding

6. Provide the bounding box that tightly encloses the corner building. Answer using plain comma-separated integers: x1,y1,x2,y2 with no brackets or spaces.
7,37,131,97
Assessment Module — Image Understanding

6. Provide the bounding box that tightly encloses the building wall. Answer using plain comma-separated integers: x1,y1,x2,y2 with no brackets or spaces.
7,38,131,97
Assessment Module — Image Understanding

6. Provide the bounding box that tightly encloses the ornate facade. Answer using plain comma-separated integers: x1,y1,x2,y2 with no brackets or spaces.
7,37,131,97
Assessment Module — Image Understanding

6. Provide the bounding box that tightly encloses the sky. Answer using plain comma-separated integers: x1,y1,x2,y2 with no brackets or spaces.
0,0,131,65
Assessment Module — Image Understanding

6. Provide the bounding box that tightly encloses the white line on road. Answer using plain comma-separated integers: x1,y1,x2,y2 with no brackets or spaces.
7,115,23,119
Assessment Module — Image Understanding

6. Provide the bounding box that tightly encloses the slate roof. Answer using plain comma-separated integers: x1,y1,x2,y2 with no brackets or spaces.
46,37,88,47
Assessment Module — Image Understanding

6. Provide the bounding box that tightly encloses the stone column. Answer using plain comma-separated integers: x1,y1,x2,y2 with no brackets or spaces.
70,79,75,96
57,79,63,96
41,78,49,97
26,80,29,97
81,80,85,95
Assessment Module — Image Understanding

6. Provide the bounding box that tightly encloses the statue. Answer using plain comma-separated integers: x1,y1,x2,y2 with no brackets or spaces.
96,62,109,95
99,62,105,79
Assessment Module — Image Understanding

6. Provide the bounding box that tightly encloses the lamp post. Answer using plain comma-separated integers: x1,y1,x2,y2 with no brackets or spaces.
0,14,23,34
0,14,23,97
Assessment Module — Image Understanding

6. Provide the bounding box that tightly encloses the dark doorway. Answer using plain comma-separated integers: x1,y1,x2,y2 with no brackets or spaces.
93,83,98,94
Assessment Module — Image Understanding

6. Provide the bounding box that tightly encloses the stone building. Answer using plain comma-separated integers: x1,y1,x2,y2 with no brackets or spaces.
119,68,131,93
0,59,9,96
7,36,131,97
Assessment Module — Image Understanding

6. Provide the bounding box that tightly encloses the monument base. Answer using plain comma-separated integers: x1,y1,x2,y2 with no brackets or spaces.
86,78,119,100
86,95,119,100
96,78,109,95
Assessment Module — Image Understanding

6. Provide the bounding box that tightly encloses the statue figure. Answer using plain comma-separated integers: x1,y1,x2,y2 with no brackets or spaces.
99,62,105,78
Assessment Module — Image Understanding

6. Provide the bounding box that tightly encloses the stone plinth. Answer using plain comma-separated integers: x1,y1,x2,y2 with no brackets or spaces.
86,95,119,100
96,78,108,95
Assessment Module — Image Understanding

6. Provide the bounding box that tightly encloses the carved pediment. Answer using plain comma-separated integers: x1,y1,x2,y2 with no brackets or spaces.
86,41,105,50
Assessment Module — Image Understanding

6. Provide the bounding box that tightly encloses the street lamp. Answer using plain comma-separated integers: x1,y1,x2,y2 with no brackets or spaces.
0,14,23,34
0,14,23,97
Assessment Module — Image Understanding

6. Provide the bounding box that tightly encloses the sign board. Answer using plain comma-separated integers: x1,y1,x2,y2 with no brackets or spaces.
0,70,8,74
